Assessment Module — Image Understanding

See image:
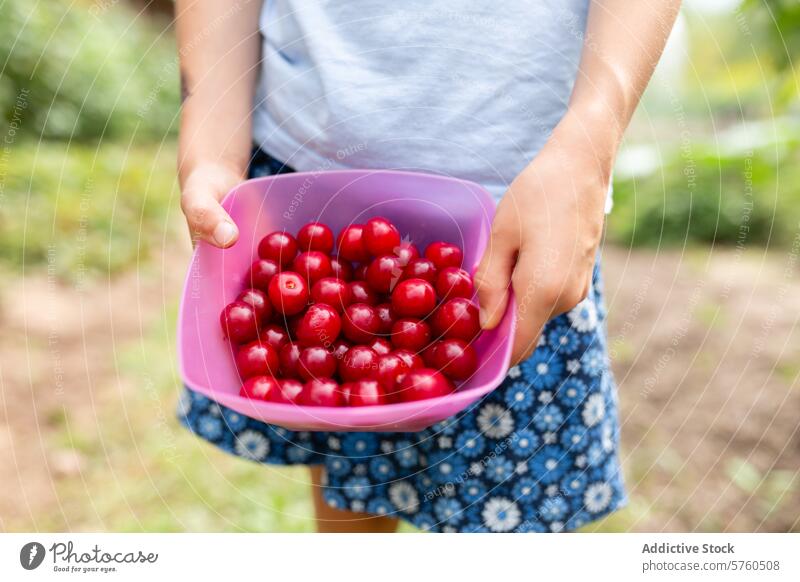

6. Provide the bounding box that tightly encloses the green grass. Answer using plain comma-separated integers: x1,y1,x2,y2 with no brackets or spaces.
0,139,180,283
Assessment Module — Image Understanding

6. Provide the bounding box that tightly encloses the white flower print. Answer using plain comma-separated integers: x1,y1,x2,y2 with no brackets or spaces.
327,436,341,450
476,403,515,439
234,430,269,461
482,497,522,532
575,454,587,468
584,482,613,513
601,422,614,452
389,481,420,513
545,484,559,497
538,390,553,404
208,403,222,416
567,297,598,332
350,500,365,513
469,462,484,476
515,461,529,475
380,441,394,454
566,359,581,374
438,436,453,449
582,393,606,427
507,365,522,379
543,432,557,445
550,521,565,532
353,463,368,476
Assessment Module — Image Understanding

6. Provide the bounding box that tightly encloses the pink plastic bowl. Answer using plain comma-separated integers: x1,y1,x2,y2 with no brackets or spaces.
178,170,515,432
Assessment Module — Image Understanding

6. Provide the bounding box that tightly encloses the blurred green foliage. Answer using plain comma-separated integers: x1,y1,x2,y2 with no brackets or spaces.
741,0,800,108
744,0,800,73
0,0,179,141
0,141,179,281
609,127,800,247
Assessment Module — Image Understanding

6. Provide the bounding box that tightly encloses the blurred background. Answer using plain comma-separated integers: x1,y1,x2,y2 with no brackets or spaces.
0,0,798,532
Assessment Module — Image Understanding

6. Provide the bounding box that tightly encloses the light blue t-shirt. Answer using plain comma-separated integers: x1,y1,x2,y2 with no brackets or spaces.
253,1,593,201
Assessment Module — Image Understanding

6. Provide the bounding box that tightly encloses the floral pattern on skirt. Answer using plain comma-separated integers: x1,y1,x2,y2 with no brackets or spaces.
177,151,626,532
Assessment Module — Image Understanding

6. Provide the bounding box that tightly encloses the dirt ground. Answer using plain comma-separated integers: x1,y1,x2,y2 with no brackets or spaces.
1,243,798,532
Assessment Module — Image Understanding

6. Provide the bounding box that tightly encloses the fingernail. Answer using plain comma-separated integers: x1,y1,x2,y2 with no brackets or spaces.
479,309,489,328
213,221,237,246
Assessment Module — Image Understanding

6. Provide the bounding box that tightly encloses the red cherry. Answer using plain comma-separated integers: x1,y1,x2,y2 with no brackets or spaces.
240,375,284,402
353,264,368,281
392,349,424,370
391,318,431,352
366,255,403,293
348,380,388,406
260,323,290,351
375,303,395,335
376,353,411,398
220,301,260,344
424,241,463,271
329,255,354,281
396,368,455,402
435,339,478,380
340,345,379,381
279,379,305,404
391,278,437,318
348,280,379,306
286,313,303,339
364,217,401,257
394,242,419,266
329,339,351,362
303,378,344,407
433,298,480,341
436,267,474,300
422,342,442,368
236,341,279,379
247,259,281,292
279,342,302,378
297,222,334,254
292,251,333,284
296,303,341,347
268,271,309,315
237,288,272,323
337,224,370,262
370,337,393,356
258,231,298,267
311,277,351,312
298,346,337,381
342,303,380,343
401,258,438,284
340,382,355,404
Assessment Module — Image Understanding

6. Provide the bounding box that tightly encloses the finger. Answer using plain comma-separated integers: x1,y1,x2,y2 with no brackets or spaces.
181,187,239,248
509,259,549,364
474,226,518,330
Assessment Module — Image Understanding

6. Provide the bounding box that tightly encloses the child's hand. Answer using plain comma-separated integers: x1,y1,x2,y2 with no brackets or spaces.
474,116,613,364
179,162,243,248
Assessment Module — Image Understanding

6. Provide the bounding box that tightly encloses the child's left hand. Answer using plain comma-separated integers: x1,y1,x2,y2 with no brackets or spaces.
474,114,615,364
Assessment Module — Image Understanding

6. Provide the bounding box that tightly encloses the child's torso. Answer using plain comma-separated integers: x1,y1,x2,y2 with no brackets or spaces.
253,0,590,198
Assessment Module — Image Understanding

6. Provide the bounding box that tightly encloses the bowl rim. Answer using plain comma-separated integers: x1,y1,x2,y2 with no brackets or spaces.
177,169,514,426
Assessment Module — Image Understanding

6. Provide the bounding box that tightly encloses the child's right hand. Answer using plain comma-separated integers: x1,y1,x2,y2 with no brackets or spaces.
179,161,243,248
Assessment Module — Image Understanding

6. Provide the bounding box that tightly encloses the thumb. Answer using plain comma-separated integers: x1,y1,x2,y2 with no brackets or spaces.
180,166,241,248
474,225,517,330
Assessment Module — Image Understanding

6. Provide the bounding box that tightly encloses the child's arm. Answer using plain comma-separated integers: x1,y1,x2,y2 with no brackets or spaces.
475,0,682,363
176,0,263,248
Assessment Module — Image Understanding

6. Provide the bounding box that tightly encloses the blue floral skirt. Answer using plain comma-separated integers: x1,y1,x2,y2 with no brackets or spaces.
177,151,627,532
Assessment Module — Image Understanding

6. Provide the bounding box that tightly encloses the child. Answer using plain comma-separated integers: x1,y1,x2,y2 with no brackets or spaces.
176,0,680,532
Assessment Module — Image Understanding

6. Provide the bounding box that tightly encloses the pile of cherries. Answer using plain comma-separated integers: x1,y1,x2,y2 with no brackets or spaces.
219,217,481,407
